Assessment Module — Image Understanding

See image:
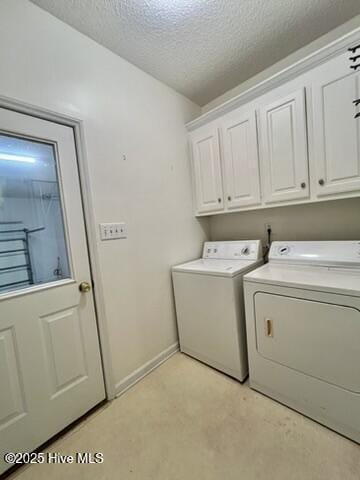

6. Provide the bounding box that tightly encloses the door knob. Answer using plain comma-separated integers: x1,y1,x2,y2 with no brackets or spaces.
79,281,91,293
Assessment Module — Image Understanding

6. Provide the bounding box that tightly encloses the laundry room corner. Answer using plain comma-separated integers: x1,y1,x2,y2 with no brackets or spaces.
0,0,210,399
1,0,360,478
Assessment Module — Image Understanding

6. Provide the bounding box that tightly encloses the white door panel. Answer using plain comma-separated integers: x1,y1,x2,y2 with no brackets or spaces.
254,292,360,393
259,88,309,204
220,109,261,209
0,108,105,474
311,53,360,196
0,328,26,427
190,123,224,214
41,307,87,397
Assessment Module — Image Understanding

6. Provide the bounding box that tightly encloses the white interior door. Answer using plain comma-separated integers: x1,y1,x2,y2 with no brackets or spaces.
220,108,261,209
259,88,309,204
311,52,360,197
190,123,224,214
0,108,105,474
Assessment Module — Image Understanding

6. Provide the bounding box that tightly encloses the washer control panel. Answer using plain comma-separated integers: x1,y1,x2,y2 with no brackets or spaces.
277,245,290,256
203,240,262,260
270,241,360,266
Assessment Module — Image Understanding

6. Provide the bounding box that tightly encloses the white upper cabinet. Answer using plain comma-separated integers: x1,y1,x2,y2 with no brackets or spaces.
187,34,360,217
311,53,360,197
258,87,309,204
190,123,224,214
220,108,261,209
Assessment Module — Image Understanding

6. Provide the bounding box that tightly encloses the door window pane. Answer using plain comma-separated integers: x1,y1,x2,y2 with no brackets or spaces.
0,132,70,293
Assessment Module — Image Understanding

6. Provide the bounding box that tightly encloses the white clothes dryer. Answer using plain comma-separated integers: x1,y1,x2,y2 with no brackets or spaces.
244,241,360,443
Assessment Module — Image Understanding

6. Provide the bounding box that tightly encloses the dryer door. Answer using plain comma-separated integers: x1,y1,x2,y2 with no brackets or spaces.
254,292,360,393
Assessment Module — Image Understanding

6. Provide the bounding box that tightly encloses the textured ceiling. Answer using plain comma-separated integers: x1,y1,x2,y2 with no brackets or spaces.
30,0,360,105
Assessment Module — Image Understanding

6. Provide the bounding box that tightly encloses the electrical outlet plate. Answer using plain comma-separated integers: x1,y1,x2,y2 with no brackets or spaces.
99,222,127,240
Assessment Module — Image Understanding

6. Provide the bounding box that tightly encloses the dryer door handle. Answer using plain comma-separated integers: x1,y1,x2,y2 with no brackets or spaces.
265,318,274,337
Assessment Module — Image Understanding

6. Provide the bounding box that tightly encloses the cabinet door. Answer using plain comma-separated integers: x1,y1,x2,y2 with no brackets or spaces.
311,53,360,197
220,108,261,209
190,123,224,214
259,88,309,204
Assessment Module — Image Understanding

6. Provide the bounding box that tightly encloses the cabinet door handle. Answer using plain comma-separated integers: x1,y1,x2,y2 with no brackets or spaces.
227,196,232,201
300,182,306,189
265,318,273,337
218,198,222,203
318,179,325,186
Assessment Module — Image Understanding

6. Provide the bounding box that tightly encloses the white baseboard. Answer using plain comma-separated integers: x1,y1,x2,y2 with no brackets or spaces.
114,342,179,397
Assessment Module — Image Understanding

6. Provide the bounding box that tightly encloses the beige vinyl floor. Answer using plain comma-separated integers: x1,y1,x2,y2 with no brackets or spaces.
6,352,360,480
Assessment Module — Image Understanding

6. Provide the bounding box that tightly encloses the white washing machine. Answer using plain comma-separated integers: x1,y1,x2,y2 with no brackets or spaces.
172,240,263,381
244,241,360,443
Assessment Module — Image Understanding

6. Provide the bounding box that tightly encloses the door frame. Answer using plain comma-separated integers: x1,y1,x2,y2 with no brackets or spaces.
0,94,115,399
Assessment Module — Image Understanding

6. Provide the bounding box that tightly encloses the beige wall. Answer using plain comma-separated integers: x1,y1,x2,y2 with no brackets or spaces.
0,0,209,394
210,198,360,247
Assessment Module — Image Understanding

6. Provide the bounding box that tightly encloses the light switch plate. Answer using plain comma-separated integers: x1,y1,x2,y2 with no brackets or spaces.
99,222,127,240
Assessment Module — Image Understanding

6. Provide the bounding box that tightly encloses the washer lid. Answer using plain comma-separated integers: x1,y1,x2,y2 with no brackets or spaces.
172,258,262,277
244,263,360,297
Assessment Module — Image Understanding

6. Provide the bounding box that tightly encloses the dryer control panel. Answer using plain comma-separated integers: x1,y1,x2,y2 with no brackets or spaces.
269,241,360,266
203,240,262,260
